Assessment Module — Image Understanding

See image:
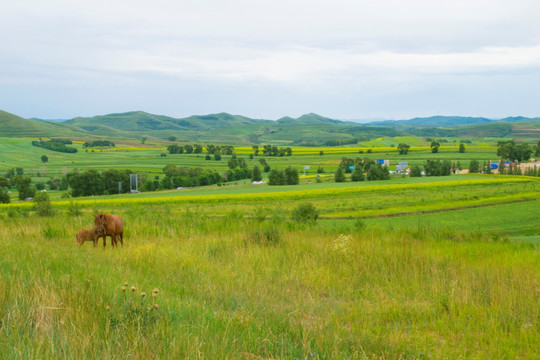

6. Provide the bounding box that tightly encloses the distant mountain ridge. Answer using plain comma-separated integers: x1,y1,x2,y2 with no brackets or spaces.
367,115,540,127
2,110,540,143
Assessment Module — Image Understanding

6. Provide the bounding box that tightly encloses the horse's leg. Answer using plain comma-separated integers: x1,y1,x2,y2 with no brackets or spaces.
119,232,124,247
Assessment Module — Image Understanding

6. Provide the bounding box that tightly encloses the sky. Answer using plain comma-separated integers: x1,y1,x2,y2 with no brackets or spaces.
1,0,539,121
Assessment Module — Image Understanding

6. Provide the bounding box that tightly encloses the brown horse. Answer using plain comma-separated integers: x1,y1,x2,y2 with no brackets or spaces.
94,213,124,248
76,228,103,248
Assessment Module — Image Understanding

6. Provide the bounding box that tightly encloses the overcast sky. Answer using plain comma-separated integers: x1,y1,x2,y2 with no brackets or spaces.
1,0,539,120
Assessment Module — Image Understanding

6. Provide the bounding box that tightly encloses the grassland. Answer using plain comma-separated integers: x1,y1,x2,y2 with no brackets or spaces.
1,133,539,358
0,136,501,185
0,171,539,358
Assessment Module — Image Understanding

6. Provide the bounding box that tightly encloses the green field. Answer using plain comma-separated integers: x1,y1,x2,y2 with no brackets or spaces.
0,137,501,183
0,135,539,359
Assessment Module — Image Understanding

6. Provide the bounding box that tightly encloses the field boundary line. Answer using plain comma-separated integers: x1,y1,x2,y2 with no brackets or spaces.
320,197,540,220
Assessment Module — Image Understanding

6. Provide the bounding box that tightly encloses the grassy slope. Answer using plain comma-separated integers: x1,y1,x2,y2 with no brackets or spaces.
0,110,82,138
0,202,538,358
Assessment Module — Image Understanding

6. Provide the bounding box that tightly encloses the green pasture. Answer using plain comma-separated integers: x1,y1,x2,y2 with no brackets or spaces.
0,193,538,358
0,137,501,184
1,137,539,358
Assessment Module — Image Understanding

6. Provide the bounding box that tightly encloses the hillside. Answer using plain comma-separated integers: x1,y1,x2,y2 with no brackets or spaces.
1,109,539,144
0,110,81,138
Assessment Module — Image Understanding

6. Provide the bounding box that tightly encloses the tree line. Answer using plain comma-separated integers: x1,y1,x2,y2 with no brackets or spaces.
83,140,115,148
32,139,78,153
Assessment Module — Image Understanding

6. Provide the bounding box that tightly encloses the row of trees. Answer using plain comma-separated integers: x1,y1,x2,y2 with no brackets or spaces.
496,140,539,162
396,141,466,155
334,163,390,182
83,140,115,148
167,144,204,154
32,140,77,153
268,167,299,185
66,169,132,197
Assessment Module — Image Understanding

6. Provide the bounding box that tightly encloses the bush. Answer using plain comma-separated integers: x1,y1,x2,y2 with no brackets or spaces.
68,199,82,216
292,202,319,223
409,165,422,177
33,191,57,217
0,187,10,204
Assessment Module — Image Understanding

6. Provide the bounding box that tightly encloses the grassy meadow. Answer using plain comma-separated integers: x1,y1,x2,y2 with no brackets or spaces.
0,172,539,359
0,137,500,182
1,135,539,358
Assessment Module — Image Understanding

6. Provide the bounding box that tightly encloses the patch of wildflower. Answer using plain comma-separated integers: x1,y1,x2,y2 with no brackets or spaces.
332,234,353,259
104,282,161,329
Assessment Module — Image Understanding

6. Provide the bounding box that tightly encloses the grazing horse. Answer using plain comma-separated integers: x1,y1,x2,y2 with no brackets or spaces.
76,228,103,248
94,213,124,248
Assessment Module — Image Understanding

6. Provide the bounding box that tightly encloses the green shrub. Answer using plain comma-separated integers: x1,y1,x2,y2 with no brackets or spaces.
292,202,319,223
0,187,10,204
33,191,57,217
409,165,422,177
68,199,83,216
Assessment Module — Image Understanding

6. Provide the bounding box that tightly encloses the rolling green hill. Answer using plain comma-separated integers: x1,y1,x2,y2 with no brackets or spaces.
0,110,81,138
1,109,539,144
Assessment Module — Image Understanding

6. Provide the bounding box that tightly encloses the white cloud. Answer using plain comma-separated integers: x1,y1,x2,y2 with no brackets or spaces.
0,0,539,118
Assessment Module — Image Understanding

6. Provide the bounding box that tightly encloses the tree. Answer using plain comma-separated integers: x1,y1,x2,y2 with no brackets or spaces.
0,176,9,189
409,165,422,177
66,170,105,197
497,140,532,162
227,157,238,169
319,150,324,156
168,136,177,142
484,161,492,174
367,164,390,181
41,155,48,163
430,141,440,153
469,160,480,173
334,167,346,182
535,140,540,157
459,143,466,153
0,187,10,204
441,160,452,176
284,166,299,185
424,160,442,176
251,166,262,182
268,169,286,185
252,145,259,156
398,143,410,155
13,176,36,200
141,137,147,144
351,168,365,182
214,153,222,161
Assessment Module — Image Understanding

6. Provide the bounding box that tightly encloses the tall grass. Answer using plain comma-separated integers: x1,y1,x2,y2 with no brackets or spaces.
0,206,538,359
